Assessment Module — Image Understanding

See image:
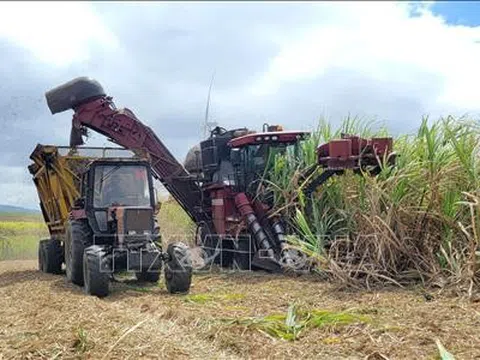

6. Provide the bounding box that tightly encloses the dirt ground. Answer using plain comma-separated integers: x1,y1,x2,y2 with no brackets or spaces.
0,260,479,360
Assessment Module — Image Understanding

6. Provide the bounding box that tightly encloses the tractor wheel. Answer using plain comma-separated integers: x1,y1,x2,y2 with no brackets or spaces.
38,240,47,272
136,271,160,283
65,220,92,286
164,242,192,294
43,239,63,274
83,245,110,298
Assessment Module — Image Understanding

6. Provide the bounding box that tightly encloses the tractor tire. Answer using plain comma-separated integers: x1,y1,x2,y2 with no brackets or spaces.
83,245,110,298
136,271,160,283
43,239,63,274
65,220,92,286
38,240,47,272
164,242,193,294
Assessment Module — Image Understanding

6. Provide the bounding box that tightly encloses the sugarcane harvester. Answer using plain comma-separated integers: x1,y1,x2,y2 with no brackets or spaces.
39,77,396,275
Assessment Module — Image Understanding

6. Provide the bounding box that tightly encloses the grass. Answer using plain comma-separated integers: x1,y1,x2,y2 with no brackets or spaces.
0,219,48,260
2,260,478,359
184,292,245,304
265,115,480,290
157,198,195,245
0,199,196,261
224,304,370,341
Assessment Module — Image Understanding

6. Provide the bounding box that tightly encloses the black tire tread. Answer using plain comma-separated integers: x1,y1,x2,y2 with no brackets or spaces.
38,240,47,272
43,239,63,274
83,245,110,298
164,242,193,294
66,220,92,286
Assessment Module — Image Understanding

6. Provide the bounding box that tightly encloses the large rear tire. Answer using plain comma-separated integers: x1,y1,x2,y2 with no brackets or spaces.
83,245,110,298
164,242,193,294
65,220,92,286
43,239,63,274
38,240,46,272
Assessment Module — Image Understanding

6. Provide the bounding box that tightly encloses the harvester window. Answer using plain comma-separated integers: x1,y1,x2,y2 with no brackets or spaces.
248,144,289,175
93,165,151,207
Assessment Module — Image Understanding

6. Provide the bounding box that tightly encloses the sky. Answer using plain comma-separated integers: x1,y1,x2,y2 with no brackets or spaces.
0,1,479,210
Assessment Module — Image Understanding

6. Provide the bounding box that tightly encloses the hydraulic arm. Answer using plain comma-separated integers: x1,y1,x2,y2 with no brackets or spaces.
45,77,209,226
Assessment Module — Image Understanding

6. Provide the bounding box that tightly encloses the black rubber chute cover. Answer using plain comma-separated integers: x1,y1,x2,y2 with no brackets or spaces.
45,77,106,114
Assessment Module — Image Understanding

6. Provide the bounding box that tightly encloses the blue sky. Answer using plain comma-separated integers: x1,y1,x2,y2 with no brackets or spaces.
0,1,479,209
432,1,480,26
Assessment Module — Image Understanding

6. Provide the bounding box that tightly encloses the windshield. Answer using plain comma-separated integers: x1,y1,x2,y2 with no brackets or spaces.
247,143,297,174
93,165,151,207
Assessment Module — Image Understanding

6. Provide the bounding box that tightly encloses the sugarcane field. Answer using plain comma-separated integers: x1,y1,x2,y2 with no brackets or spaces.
1,2,480,360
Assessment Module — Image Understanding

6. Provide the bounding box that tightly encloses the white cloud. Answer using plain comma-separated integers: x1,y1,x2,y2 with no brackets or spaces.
249,1,480,112
0,1,119,67
0,166,39,209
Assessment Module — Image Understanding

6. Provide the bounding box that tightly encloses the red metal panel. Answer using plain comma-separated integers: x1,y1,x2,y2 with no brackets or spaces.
316,134,394,170
234,193,254,216
329,139,352,158
371,137,393,155
70,208,87,220
211,189,226,235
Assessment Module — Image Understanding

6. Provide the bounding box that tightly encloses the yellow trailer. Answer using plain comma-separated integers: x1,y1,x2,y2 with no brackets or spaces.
28,145,140,237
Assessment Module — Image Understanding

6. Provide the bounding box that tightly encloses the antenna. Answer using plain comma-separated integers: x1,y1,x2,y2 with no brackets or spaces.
203,70,218,138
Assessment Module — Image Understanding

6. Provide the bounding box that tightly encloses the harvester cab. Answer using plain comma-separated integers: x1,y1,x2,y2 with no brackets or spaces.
227,124,309,199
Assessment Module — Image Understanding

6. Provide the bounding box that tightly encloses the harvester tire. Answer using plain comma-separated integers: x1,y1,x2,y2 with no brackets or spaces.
43,239,63,274
164,242,192,294
136,271,160,283
83,245,110,298
65,220,92,286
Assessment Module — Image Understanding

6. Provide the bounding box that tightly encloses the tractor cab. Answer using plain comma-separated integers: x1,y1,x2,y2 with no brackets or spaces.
78,158,158,250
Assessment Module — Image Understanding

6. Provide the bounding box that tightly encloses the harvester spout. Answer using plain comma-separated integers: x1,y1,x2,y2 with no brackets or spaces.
45,77,106,114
